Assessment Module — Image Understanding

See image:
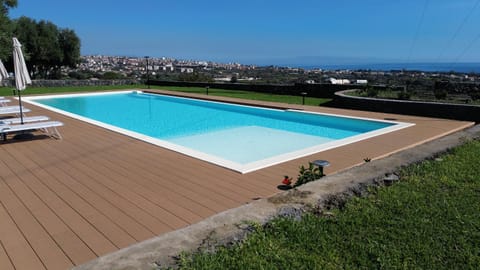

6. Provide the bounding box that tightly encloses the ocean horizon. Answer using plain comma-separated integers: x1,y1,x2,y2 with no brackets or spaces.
297,62,480,73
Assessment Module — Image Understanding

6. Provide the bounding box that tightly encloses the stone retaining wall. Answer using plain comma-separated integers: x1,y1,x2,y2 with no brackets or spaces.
333,90,480,122
2,79,140,88
148,80,364,98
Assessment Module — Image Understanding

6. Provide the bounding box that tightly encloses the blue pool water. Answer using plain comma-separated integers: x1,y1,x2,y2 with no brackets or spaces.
29,91,404,172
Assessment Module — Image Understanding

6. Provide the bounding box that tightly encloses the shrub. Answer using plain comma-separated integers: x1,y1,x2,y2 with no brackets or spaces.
293,162,322,187
366,86,378,97
397,91,411,100
102,71,124,80
433,89,448,100
469,91,480,101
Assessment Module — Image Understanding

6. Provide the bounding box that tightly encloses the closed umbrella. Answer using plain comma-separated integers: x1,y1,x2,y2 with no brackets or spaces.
0,59,8,81
13,37,32,124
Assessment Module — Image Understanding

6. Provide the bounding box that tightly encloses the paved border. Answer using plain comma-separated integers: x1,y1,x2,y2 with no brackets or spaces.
73,124,480,270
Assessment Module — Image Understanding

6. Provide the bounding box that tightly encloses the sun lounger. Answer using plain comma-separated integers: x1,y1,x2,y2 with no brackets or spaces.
0,99,11,106
0,105,25,111
0,106,31,116
0,115,49,125
0,121,63,141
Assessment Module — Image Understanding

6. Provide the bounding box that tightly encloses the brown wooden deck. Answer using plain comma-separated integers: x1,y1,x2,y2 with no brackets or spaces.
0,90,474,270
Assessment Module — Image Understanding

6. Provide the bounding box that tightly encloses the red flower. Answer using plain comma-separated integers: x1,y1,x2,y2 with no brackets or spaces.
282,176,292,186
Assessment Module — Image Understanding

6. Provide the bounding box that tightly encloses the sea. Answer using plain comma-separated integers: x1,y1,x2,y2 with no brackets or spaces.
299,62,480,74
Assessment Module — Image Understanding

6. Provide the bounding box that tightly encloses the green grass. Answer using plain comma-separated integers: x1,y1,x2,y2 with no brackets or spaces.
148,85,331,106
175,139,480,270
1,85,331,106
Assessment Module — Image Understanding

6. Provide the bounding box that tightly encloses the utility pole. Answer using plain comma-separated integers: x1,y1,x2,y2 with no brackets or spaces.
145,56,150,89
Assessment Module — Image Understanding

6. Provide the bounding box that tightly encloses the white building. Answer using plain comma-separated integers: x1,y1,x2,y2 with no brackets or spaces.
356,79,368,84
328,78,351,85
180,67,194,73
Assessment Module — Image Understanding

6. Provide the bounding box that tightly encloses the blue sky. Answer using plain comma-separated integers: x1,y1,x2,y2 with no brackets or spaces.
8,0,480,65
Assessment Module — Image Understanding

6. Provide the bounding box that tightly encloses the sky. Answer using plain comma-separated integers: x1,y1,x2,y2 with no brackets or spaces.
8,0,480,65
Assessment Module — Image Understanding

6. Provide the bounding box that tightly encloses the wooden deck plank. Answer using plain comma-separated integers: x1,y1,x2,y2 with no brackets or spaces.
106,144,253,203
47,166,156,242
9,137,159,243
57,160,174,234
3,144,127,257
0,201,47,270
74,148,215,222
74,129,249,208
92,147,241,211
0,241,15,270
13,133,184,233
65,129,239,217
3,143,137,248
2,175,98,265
0,150,99,265
71,160,188,229
0,179,70,270
50,118,233,218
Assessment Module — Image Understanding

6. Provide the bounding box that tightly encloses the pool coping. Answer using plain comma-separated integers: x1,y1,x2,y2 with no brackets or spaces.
23,90,414,174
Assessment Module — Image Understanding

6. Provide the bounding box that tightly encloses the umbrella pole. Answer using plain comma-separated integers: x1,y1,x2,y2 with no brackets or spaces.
12,89,34,140
18,90,24,124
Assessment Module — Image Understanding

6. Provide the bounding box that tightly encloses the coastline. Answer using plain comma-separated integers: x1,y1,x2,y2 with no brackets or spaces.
299,62,480,73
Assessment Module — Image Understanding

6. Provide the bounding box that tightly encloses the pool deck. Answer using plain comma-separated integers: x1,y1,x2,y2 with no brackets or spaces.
0,89,474,270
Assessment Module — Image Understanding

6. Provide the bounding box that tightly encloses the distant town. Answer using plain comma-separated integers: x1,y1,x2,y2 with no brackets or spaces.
68,55,479,87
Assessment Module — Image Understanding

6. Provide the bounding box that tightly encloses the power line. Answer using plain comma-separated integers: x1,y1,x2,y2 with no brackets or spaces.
435,0,480,63
405,0,430,68
449,30,480,70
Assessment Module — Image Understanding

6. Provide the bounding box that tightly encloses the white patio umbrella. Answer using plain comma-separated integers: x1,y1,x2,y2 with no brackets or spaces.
13,37,32,124
0,59,8,81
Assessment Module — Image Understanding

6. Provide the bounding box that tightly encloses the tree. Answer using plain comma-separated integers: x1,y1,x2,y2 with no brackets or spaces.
102,71,124,80
12,16,37,72
13,17,81,79
36,20,63,78
0,0,17,60
59,28,80,68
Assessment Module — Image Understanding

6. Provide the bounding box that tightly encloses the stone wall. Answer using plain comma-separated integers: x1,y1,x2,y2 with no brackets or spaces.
3,79,141,88
30,79,140,87
148,80,365,98
333,90,480,122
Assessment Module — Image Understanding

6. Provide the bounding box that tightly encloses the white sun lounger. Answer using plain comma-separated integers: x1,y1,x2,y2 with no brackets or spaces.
0,106,31,116
0,105,25,111
0,115,49,125
0,99,11,106
0,121,63,141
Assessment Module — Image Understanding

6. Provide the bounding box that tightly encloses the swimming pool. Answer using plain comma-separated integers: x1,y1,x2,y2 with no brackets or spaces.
25,91,413,173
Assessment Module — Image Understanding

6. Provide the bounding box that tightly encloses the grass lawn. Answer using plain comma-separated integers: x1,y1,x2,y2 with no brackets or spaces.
1,85,331,106
147,86,331,106
175,139,480,269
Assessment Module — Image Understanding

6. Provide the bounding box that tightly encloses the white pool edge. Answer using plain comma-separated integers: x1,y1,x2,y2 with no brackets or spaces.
23,90,415,174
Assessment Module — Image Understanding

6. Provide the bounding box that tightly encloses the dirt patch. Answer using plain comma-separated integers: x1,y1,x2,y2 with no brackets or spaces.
267,189,313,204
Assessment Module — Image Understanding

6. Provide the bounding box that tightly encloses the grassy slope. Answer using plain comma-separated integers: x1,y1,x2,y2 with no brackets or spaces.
176,140,480,269
1,85,331,106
